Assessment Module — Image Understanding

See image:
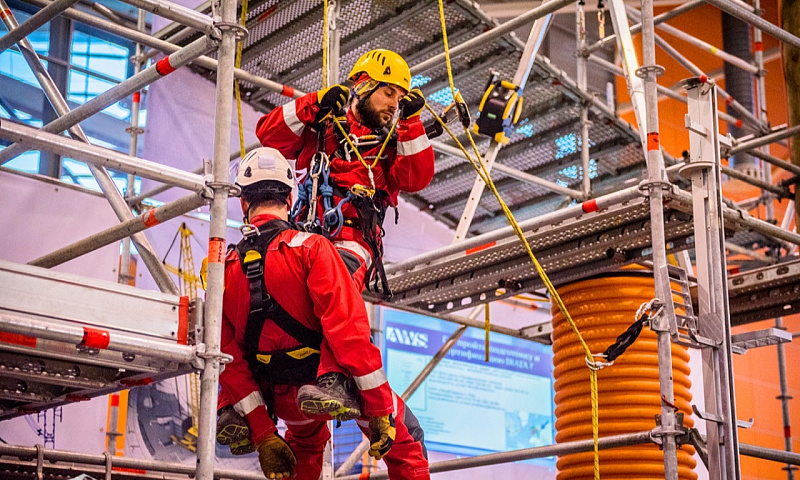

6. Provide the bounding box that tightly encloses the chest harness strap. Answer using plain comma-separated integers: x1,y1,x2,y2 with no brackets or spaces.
236,219,324,386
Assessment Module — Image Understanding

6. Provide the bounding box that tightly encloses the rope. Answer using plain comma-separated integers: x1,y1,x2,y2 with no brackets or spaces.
233,0,249,160
332,118,397,190
435,1,601,478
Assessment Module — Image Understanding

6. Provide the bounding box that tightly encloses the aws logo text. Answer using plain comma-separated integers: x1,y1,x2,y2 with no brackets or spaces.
386,326,429,349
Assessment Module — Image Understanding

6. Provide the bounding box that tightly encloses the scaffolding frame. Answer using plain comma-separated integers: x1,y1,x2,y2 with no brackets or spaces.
0,0,798,478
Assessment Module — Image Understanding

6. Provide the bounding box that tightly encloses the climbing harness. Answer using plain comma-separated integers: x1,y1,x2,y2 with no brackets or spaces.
235,219,323,387
435,0,601,477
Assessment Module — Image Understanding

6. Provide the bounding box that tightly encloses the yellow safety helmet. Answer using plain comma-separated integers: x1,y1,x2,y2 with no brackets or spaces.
348,49,411,95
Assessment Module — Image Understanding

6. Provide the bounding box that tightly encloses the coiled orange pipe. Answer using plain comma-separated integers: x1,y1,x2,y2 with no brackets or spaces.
552,274,696,480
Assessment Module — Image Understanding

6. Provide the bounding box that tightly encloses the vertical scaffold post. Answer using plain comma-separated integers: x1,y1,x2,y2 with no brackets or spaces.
120,8,147,287
607,0,648,149
576,0,591,196
683,77,741,480
638,0,680,478
753,0,775,222
195,0,237,477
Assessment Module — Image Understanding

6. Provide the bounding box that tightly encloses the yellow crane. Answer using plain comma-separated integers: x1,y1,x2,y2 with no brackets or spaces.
163,222,203,452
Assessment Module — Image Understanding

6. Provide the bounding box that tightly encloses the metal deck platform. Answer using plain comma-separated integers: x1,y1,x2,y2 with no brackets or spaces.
0,261,199,420
173,0,642,235
728,257,800,326
374,186,800,315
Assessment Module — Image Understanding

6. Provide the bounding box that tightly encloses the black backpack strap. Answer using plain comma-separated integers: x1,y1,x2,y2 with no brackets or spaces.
236,220,323,367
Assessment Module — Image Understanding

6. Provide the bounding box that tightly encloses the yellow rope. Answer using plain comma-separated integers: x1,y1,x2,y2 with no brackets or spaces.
233,0,249,159
484,303,490,362
435,1,601,477
333,117,397,177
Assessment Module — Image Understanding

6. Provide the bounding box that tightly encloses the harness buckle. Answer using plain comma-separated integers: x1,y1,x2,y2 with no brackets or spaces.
243,260,263,279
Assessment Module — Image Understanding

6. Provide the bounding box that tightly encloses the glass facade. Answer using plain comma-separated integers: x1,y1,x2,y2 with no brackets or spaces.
0,4,144,195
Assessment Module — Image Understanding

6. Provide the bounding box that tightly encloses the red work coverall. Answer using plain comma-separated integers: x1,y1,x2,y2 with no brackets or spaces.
255,91,435,291
219,214,430,480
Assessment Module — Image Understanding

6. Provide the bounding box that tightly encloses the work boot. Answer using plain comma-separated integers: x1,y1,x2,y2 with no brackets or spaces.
216,406,255,455
297,372,362,421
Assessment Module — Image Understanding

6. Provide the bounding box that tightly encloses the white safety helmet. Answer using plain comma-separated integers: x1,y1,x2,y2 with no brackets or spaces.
235,147,294,190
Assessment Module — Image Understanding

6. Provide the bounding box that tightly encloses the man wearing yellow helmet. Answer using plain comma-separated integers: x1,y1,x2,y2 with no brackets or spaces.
256,49,434,295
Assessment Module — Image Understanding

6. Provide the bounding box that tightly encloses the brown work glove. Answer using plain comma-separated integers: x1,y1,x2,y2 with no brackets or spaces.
368,415,396,460
255,433,297,479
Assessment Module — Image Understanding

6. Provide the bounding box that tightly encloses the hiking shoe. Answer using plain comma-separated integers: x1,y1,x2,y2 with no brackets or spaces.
297,372,362,421
216,406,255,455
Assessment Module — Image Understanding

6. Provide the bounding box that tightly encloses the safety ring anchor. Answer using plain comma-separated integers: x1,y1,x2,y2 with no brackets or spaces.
585,353,614,371
213,22,248,41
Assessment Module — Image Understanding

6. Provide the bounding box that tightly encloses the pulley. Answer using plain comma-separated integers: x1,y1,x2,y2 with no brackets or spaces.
472,72,523,144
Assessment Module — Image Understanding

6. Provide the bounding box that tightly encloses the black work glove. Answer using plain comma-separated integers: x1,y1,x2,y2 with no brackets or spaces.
315,84,350,123
400,88,426,119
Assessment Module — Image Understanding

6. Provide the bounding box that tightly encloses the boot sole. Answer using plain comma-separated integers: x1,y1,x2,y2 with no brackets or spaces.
217,424,255,455
216,423,250,445
299,399,361,421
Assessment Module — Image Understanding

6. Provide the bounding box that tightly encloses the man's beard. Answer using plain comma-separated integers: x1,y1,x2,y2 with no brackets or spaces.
356,96,389,130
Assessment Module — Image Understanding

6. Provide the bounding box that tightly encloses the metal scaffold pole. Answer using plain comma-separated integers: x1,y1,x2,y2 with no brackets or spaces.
195,0,238,476
0,0,79,52
638,0,680,477
0,34,217,164
120,8,147,286
684,77,741,480
576,0,591,197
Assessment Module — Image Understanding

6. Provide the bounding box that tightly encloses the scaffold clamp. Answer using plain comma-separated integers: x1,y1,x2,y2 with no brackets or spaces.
651,412,688,449
204,180,241,201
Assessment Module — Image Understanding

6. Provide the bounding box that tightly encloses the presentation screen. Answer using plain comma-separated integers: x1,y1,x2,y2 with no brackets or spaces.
381,308,555,462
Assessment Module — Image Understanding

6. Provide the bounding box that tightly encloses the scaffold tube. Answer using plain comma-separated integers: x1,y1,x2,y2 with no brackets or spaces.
21,0,305,99
29,193,208,268
0,312,196,363
337,431,654,479
0,444,265,479
551,275,697,480
0,119,206,191
0,34,217,164
385,185,644,276
411,0,574,74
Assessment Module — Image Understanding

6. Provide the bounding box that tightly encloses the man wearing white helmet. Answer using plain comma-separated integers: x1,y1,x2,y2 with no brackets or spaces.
216,148,430,479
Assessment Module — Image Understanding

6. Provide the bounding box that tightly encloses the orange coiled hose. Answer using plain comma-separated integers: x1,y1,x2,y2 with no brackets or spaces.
552,274,696,480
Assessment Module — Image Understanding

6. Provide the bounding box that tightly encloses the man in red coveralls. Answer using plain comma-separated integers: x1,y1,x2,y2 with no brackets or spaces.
217,147,429,479
253,49,435,421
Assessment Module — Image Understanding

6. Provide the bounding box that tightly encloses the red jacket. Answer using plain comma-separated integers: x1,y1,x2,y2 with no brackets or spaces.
255,92,435,248
219,214,393,443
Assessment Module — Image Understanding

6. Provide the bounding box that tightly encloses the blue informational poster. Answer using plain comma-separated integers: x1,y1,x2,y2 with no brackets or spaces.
381,308,555,463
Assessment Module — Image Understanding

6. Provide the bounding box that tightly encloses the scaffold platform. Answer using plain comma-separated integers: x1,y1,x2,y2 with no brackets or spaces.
728,257,800,326
0,261,198,421
374,186,800,315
